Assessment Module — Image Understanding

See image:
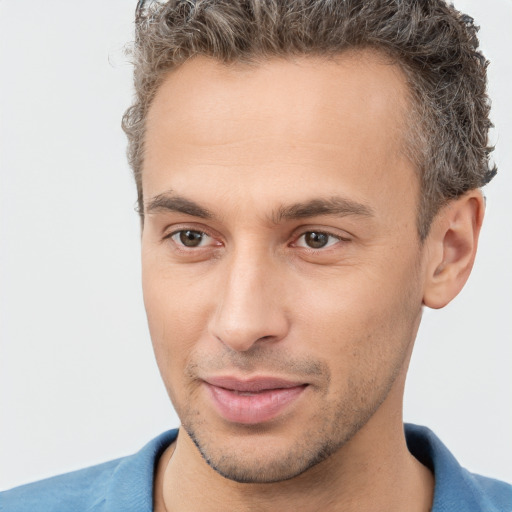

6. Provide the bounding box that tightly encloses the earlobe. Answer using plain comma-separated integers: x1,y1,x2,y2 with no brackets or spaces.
423,190,485,309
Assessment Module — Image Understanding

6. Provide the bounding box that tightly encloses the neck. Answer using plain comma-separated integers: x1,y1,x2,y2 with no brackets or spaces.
154,397,433,512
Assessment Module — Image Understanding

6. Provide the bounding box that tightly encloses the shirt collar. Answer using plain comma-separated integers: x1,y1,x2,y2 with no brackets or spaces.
104,429,178,512
103,425,504,512
405,423,504,512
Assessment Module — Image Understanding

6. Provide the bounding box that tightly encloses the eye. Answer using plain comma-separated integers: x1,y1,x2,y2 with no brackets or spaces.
295,231,341,250
170,230,214,248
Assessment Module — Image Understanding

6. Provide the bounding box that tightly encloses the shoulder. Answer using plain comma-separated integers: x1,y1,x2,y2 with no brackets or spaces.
0,429,178,512
463,472,512,512
0,458,122,512
405,423,512,512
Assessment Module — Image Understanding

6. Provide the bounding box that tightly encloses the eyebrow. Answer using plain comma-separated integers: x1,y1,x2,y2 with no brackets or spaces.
145,192,214,219
145,192,374,223
272,197,375,223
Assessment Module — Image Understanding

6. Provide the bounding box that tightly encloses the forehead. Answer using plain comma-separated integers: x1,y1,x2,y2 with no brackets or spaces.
143,51,417,222
145,51,410,149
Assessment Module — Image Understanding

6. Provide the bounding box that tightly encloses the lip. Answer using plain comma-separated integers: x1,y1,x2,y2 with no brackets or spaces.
203,376,308,425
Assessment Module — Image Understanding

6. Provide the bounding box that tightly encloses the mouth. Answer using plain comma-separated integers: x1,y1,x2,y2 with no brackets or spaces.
203,376,308,425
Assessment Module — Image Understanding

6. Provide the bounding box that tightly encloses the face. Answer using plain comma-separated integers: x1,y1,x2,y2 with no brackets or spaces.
141,53,426,483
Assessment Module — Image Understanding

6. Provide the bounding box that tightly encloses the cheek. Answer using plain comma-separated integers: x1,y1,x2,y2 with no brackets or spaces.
142,259,213,380
293,263,422,373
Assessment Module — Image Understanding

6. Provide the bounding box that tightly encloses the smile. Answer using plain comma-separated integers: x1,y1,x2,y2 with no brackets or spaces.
203,376,308,425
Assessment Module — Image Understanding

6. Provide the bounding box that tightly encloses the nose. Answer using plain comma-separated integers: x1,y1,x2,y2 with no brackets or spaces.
209,248,289,352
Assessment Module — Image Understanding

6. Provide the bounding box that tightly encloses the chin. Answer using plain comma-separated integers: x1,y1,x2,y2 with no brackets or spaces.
181,414,360,484
188,427,331,483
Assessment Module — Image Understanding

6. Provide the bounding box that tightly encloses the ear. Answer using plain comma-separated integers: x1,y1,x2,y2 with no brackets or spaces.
423,190,485,309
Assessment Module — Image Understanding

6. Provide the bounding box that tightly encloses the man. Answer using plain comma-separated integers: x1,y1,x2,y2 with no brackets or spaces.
1,0,511,511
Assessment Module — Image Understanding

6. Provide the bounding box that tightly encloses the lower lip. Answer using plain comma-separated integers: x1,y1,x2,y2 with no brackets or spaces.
205,383,307,424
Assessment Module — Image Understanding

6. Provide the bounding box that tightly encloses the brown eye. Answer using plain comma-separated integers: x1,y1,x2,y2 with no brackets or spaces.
295,231,341,250
171,230,209,247
304,232,329,249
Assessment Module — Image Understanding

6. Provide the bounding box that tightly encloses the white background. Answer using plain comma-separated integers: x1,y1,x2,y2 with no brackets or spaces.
0,0,510,491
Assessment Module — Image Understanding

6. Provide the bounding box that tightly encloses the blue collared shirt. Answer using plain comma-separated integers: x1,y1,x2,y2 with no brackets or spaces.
1,424,511,511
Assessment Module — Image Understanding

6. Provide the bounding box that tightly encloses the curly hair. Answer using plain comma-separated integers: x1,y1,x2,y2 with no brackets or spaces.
122,0,496,239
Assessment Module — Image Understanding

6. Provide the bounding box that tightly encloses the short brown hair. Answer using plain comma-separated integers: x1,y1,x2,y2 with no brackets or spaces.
122,0,496,239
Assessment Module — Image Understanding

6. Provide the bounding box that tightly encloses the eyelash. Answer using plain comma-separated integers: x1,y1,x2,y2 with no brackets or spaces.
164,228,348,252
293,231,347,251
165,228,218,250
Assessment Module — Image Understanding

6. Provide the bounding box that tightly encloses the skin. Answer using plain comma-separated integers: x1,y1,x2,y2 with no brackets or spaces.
141,52,484,511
